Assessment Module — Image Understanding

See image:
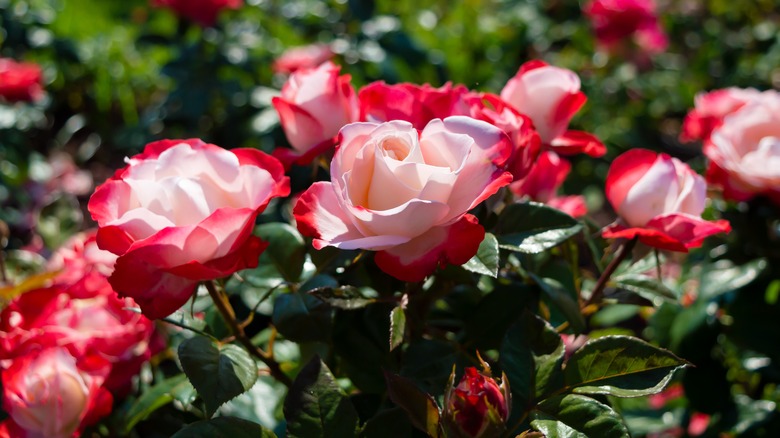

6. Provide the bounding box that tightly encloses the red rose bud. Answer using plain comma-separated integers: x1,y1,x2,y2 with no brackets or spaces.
443,367,510,438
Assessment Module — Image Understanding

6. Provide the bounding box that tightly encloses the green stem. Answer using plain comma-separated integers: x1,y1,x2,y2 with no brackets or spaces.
583,237,638,308
205,281,292,387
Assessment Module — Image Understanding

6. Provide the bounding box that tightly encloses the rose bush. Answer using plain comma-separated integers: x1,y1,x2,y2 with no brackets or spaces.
500,60,606,157
704,91,780,204
603,148,731,251
0,58,43,103
272,61,358,167
294,116,512,281
88,139,290,318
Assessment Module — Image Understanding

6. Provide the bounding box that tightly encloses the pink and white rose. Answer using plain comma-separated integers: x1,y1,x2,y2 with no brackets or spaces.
272,61,358,167
294,117,513,281
273,44,334,74
88,139,290,319
680,87,761,143
500,60,605,157
602,149,730,251
704,91,780,204
0,347,112,438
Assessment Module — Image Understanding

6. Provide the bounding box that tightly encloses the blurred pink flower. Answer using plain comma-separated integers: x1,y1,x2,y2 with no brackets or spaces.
0,58,43,103
151,0,242,27
273,44,334,74
583,0,669,54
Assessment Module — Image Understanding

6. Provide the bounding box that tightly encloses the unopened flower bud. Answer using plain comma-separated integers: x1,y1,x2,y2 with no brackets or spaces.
443,367,511,438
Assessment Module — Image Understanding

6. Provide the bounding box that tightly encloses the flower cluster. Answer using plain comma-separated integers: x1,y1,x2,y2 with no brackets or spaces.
0,232,160,437
275,59,605,280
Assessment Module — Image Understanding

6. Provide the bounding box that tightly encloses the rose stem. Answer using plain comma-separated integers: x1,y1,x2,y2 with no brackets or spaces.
583,237,638,309
204,280,293,387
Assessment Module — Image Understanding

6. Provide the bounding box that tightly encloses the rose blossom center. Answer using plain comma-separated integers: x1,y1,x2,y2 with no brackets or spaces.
740,136,780,179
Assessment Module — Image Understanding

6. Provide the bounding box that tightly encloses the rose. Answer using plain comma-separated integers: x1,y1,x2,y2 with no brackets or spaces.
358,81,470,130
273,44,334,74
704,92,780,204
680,87,761,143
1,347,112,438
47,231,117,297
150,0,242,27
293,117,512,281
443,367,510,438
0,58,43,103
500,60,606,157
88,139,290,319
583,0,668,54
603,148,730,251
272,61,358,167
510,151,587,217
459,92,542,182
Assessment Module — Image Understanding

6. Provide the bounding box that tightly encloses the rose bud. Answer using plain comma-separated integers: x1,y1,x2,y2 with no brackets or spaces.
150,0,242,27
88,139,289,319
0,347,112,438
583,0,668,54
602,149,731,251
358,81,470,130
443,367,511,438
500,60,605,157
273,43,334,74
272,61,358,167
294,117,512,282
680,87,761,143
0,58,44,103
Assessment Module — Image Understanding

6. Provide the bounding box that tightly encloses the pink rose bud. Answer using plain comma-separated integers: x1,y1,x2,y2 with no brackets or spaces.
294,117,513,281
443,367,510,438
0,58,43,103
510,151,587,218
150,0,242,27
88,139,290,319
500,61,605,157
603,149,731,251
0,347,112,438
273,44,334,74
680,87,761,143
272,61,358,167
583,0,669,54
704,91,780,205
358,81,470,130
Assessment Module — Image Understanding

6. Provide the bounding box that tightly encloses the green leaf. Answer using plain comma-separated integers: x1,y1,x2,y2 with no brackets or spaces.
500,311,565,411
495,202,583,254
308,286,376,310
171,416,277,437
464,283,534,350
699,258,766,300
390,305,406,351
531,394,630,438
178,336,259,417
462,232,500,277
530,273,586,334
384,372,442,438
359,407,414,438
284,357,359,438
612,275,676,302
272,292,333,343
255,223,306,282
563,336,689,397
122,374,195,434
